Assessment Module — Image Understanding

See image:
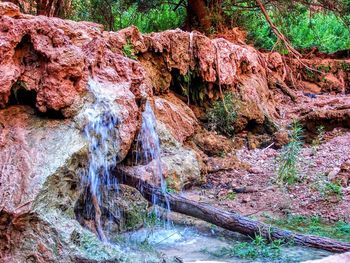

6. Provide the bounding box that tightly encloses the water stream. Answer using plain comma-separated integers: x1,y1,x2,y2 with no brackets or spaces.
123,222,332,263
82,80,171,241
133,101,171,223
82,78,121,241
81,79,331,262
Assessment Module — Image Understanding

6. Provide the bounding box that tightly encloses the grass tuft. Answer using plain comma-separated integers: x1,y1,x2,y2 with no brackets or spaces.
265,215,350,242
211,234,285,260
276,121,303,185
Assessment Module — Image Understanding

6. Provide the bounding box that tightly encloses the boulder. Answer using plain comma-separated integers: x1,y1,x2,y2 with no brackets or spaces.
300,107,350,132
122,120,202,191
301,81,321,94
0,105,158,262
192,129,235,156
75,184,149,236
274,130,290,148
320,73,346,93
153,93,198,143
331,160,350,187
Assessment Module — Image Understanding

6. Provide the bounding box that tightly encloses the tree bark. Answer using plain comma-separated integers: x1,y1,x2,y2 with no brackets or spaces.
36,0,71,17
114,167,350,253
186,0,211,32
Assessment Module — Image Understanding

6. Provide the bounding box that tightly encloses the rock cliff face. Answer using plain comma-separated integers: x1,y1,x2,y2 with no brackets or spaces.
0,3,151,117
0,2,279,131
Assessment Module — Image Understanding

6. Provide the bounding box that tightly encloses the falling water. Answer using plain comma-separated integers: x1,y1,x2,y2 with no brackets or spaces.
81,78,171,242
82,78,121,242
134,101,171,222
189,31,194,61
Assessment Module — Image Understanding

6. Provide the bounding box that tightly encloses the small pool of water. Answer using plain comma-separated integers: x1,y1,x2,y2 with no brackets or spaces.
121,224,332,263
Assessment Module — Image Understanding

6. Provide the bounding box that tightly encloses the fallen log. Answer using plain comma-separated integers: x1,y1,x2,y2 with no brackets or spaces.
114,167,350,253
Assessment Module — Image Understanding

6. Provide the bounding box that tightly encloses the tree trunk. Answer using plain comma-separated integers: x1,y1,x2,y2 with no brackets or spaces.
114,167,350,253
36,0,71,17
186,0,211,32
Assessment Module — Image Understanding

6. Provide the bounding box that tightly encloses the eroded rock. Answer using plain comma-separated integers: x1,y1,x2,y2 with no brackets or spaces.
153,93,198,143
0,105,157,262
0,10,151,117
331,160,350,187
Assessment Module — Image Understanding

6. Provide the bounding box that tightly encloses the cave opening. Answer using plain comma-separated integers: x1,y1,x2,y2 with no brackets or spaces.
170,68,210,106
8,81,65,119
9,81,37,108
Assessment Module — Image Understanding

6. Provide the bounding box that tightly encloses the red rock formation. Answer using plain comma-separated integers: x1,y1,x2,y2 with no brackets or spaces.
333,160,350,187
0,3,151,117
153,93,198,143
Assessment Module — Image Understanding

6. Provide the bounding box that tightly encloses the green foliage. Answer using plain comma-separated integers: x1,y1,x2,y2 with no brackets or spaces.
277,121,303,185
317,64,332,73
176,69,210,106
71,0,185,33
122,40,137,60
70,0,350,53
79,231,122,260
143,210,161,228
226,4,350,53
116,4,186,33
207,93,238,137
266,215,350,242
340,61,350,72
304,68,319,82
311,125,325,151
212,234,284,260
165,180,177,194
225,192,236,201
320,182,343,201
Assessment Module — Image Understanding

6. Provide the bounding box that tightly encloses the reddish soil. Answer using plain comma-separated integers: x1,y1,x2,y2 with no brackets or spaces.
186,90,350,223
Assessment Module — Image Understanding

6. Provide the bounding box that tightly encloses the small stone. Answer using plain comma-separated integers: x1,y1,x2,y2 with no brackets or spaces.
274,130,289,148
327,167,341,181
331,160,350,187
241,196,251,203
248,167,263,174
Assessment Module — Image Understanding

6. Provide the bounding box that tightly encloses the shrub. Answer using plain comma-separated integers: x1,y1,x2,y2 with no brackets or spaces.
225,5,350,53
311,125,325,152
207,93,238,137
277,121,303,184
320,182,343,201
122,40,137,60
265,215,350,242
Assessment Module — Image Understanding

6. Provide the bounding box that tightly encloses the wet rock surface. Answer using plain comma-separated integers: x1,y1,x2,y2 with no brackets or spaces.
0,105,119,262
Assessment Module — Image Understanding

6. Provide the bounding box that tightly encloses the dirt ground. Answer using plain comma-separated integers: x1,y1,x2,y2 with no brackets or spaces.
185,91,350,223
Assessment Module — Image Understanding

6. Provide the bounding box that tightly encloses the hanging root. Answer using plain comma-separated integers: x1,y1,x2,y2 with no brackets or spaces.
91,193,107,243
256,0,323,77
214,42,228,113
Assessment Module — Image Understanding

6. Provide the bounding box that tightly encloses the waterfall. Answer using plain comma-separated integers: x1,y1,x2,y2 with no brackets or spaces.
189,31,194,62
134,101,171,223
82,78,121,242
81,78,171,243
